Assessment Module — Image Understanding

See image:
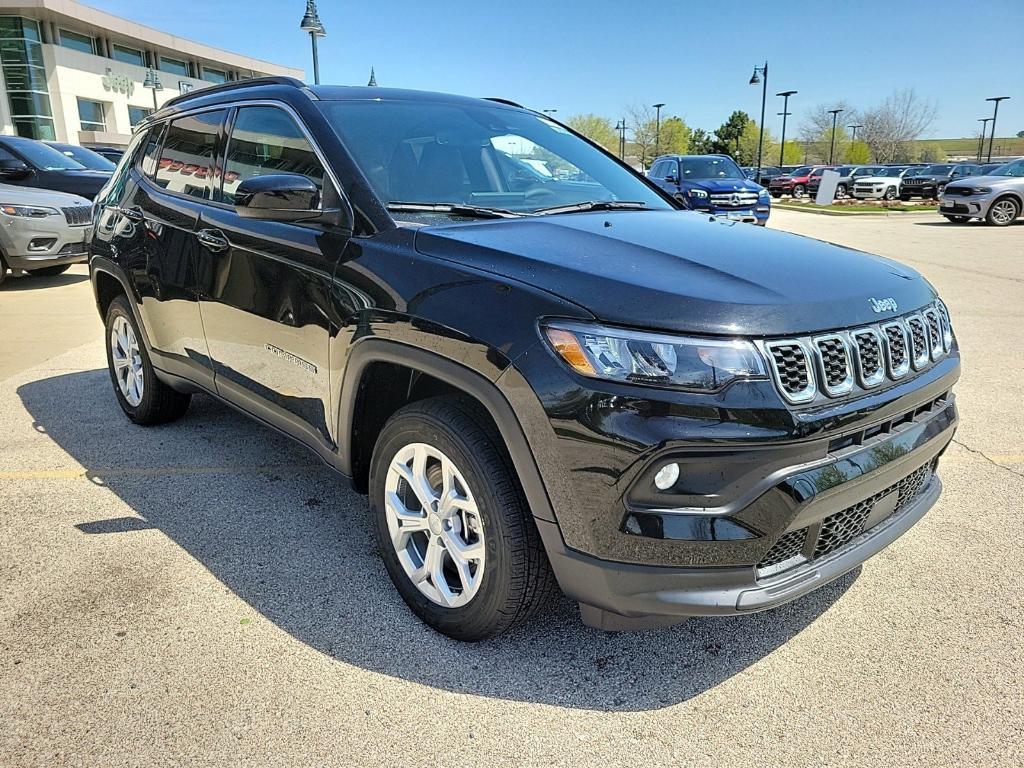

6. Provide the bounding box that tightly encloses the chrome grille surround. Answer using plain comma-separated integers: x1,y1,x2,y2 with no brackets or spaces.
761,301,952,404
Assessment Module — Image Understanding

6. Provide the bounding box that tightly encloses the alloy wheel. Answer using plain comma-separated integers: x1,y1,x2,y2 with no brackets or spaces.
110,315,144,406
990,199,1018,225
384,442,486,608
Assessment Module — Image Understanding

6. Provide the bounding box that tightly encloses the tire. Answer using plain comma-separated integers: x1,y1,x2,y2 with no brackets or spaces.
836,184,847,199
900,195,911,202
104,295,191,425
985,196,1021,227
935,184,946,199
369,395,556,641
26,264,71,277
793,184,805,198
770,192,782,199
884,186,898,201
0,264,6,289
943,215,969,223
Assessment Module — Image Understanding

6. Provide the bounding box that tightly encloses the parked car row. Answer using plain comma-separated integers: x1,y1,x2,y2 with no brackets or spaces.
0,135,114,287
937,157,1024,226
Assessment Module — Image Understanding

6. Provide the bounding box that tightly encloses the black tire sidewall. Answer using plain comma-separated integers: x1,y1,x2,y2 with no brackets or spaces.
369,405,523,640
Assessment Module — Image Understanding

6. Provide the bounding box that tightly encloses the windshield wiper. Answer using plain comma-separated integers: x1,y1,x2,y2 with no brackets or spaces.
386,202,524,219
532,200,648,215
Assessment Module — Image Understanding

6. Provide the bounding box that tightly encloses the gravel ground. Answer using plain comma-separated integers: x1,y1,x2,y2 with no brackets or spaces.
1,211,1022,767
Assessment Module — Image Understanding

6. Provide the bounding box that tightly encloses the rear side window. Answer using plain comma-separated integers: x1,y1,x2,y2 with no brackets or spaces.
154,110,226,199
221,106,325,203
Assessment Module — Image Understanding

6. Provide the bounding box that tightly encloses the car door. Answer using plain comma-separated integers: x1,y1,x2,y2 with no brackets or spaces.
109,111,227,390
195,103,347,452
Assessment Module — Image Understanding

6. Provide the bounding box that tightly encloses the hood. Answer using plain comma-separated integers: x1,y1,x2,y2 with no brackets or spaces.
947,175,1019,189
413,210,935,337
856,175,900,183
0,182,90,207
681,178,762,194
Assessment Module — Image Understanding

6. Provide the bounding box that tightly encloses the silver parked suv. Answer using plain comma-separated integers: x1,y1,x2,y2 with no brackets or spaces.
0,183,92,286
938,158,1024,226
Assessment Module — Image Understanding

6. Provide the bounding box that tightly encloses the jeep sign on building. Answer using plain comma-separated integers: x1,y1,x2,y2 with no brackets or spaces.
0,0,301,148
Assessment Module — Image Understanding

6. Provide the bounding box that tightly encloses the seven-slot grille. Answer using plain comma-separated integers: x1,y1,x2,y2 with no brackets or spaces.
761,301,952,404
757,463,933,576
61,205,91,226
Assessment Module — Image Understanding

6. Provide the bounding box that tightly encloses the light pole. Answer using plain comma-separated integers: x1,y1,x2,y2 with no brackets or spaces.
977,117,993,162
776,91,797,167
143,68,163,110
847,123,863,143
827,108,844,164
653,102,665,160
985,96,1010,163
615,118,627,160
299,0,326,85
749,61,768,185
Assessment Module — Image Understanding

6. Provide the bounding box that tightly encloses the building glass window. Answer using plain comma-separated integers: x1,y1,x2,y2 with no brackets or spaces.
111,43,145,66
129,106,153,127
155,110,226,199
201,66,228,84
78,98,108,131
159,56,189,77
0,16,55,140
59,29,96,54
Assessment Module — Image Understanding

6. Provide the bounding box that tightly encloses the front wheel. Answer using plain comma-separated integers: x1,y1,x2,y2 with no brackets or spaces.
986,196,1021,226
27,264,70,277
884,186,898,201
369,396,555,641
105,295,191,424
836,184,848,199
793,184,806,198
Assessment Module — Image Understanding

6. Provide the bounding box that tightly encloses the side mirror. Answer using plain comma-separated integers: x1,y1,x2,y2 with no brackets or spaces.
0,158,32,179
665,174,678,184
234,174,322,222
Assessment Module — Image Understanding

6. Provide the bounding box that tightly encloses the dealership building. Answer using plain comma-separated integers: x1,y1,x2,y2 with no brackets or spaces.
0,0,303,148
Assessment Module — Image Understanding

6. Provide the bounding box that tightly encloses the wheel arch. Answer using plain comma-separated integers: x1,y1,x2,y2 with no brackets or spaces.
337,339,557,523
90,259,155,355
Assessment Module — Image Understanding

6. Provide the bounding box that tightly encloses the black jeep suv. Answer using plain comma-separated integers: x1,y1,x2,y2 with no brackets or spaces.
89,78,960,640
900,163,983,200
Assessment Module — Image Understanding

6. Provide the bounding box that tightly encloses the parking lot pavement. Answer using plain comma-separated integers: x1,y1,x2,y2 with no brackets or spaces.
1,215,1022,767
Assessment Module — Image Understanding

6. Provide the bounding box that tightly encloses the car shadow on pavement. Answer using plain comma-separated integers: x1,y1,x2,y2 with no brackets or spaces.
18,369,856,712
2,272,90,290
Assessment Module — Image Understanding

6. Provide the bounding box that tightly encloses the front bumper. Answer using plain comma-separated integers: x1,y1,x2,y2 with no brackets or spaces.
1,215,90,270
902,183,942,198
938,193,992,218
853,186,889,199
693,204,770,225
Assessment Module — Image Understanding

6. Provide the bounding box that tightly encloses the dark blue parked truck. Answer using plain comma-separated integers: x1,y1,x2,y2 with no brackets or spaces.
648,153,771,225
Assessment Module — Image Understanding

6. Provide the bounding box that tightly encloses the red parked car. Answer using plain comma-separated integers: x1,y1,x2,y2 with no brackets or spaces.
769,165,823,199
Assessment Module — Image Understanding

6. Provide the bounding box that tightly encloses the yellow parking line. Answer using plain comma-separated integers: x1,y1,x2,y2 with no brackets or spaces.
0,464,318,480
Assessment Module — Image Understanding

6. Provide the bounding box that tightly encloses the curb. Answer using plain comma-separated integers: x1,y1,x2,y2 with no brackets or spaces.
774,204,936,218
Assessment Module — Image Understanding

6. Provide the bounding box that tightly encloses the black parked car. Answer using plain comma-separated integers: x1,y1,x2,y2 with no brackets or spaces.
0,135,111,199
89,77,960,640
88,146,125,164
900,163,982,200
45,141,117,171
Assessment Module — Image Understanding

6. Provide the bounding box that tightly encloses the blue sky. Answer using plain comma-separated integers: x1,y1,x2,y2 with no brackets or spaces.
90,0,1022,139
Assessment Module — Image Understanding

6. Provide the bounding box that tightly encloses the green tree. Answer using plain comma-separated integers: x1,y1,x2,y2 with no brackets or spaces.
779,139,803,164
846,140,870,164
688,128,714,154
918,143,947,162
711,110,752,158
658,116,691,156
566,114,618,153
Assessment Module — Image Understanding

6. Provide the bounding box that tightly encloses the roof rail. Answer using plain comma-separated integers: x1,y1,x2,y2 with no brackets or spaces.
159,76,307,111
483,97,524,109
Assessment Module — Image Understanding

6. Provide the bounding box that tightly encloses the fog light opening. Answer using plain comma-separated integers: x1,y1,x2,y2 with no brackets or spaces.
654,462,680,491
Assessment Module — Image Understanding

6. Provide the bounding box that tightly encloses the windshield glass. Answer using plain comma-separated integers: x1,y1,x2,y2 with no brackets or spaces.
318,100,671,214
679,156,744,180
10,139,85,171
789,166,811,176
988,159,1024,177
48,143,115,170
923,164,954,175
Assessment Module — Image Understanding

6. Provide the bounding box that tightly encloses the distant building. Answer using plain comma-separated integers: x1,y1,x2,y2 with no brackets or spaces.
0,0,302,148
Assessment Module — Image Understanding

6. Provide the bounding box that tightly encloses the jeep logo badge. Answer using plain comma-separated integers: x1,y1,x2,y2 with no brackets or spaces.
869,297,898,313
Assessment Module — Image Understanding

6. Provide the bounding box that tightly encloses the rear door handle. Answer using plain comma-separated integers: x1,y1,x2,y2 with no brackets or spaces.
196,228,229,253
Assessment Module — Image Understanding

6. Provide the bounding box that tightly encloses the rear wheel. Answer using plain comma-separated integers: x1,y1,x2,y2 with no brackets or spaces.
26,264,70,277
369,395,555,641
104,295,191,424
985,196,1020,227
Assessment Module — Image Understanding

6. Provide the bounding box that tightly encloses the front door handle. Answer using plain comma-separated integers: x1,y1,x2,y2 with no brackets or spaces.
196,228,229,253
116,205,144,222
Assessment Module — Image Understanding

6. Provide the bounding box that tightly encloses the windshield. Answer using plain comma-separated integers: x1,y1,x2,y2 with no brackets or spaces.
680,156,745,180
317,100,671,215
923,164,954,175
789,166,811,176
9,139,85,171
987,159,1024,177
47,143,115,171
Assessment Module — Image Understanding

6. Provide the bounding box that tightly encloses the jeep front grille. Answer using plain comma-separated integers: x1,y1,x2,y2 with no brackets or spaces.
61,205,91,226
757,463,933,577
760,301,952,404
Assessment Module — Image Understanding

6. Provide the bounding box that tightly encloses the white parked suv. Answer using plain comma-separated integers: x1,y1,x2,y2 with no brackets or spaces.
0,184,92,287
938,158,1024,226
851,166,913,200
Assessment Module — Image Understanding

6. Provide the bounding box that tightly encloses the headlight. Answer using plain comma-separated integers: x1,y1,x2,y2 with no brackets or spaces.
542,321,766,392
0,204,59,218
759,188,770,199
972,187,991,194
688,189,708,199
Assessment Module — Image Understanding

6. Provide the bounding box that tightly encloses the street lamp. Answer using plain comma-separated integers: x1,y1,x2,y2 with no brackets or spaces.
615,118,627,160
847,123,863,143
142,68,163,110
985,96,1010,163
977,118,993,162
776,90,797,167
827,108,844,164
652,103,665,159
749,61,768,185
299,0,326,85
